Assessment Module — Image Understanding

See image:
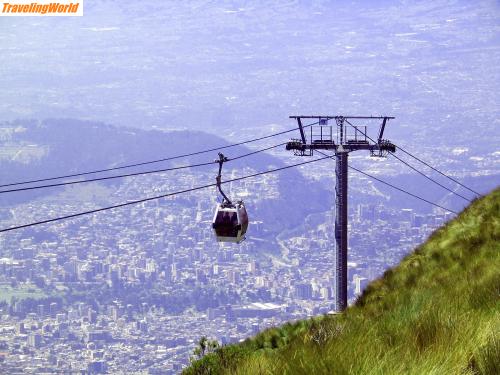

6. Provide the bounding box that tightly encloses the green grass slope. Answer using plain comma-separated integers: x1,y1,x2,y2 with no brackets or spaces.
185,188,500,375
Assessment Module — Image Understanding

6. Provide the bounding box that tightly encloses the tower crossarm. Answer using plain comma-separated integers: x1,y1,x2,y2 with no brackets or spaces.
286,115,395,157
285,139,396,155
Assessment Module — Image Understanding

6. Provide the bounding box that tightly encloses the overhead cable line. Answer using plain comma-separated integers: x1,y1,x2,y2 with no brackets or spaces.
387,152,471,202
1,122,319,188
0,142,287,194
0,155,330,233
348,165,458,214
343,119,477,201
316,150,458,214
395,145,481,197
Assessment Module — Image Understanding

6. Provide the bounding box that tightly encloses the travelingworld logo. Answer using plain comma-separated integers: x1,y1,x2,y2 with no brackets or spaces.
1,0,83,16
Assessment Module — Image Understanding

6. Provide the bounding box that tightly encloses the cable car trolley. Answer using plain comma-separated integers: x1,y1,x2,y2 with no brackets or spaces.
212,153,248,243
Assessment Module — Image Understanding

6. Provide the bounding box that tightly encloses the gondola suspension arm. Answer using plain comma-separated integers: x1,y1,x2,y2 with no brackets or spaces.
215,152,232,206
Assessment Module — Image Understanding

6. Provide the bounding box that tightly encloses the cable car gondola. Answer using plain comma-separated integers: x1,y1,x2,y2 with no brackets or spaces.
212,153,248,243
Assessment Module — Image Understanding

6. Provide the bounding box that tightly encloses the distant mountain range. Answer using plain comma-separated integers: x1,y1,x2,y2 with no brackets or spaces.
0,118,330,234
1,118,498,219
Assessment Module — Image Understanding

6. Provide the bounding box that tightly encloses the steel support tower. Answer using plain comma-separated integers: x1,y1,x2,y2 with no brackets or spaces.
286,115,396,312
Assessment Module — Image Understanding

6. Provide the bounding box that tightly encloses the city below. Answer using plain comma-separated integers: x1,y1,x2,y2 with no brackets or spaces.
0,165,454,373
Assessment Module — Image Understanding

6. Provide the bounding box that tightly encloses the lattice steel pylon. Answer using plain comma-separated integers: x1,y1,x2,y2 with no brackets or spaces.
286,115,396,312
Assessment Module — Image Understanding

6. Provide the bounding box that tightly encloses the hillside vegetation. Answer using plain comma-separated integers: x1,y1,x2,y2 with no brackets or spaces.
185,188,500,375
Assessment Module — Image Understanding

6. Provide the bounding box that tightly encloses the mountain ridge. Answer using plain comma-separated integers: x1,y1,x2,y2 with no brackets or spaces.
0,118,330,236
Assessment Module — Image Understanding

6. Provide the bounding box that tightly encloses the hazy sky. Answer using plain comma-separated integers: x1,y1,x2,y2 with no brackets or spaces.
1,0,499,145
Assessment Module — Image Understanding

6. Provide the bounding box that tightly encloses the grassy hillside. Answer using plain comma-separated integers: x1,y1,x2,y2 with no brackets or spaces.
185,188,500,375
